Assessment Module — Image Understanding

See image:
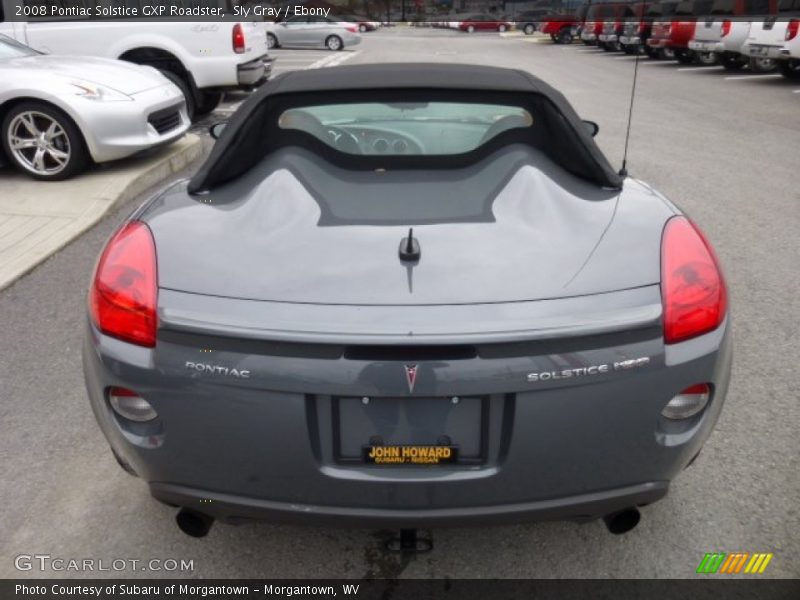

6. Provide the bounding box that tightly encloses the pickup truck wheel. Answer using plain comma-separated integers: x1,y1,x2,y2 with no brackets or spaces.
466,25,475,33
195,91,223,117
160,70,197,121
720,53,746,70
325,35,344,50
778,59,800,79
556,28,573,44
694,51,718,66
267,33,279,49
498,24,507,33
674,49,695,64
749,57,776,73
2,101,88,181
523,24,535,35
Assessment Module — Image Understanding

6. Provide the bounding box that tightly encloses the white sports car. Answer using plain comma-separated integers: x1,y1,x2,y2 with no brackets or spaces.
0,35,189,181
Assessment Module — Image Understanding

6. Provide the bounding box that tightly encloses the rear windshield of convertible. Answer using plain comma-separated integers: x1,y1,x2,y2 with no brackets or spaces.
278,102,534,156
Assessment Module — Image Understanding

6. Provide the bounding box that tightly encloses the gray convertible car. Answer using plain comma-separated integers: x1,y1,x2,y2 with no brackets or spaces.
83,64,731,539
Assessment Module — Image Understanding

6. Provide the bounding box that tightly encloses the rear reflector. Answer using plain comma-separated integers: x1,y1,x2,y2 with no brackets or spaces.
108,387,157,422
90,221,158,347
662,383,711,420
661,216,727,344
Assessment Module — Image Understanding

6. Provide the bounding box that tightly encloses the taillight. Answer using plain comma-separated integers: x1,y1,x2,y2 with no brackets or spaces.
638,20,645,34
90,221,158,347
661,216,726,344
232,23,246,54
787,19,799,41
346,25,358,33
721,19,731,37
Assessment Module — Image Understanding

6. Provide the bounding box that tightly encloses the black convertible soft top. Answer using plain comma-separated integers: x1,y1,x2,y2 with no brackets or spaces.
188,63,623,193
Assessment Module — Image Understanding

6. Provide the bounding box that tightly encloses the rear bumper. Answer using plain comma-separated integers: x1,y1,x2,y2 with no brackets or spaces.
581,32,597,42
151,481,669,527
619,35,641,45
83,279,732,527
236,55,270,87
599,34,618,43
647,37,669,48
745,44,784,60
689,40,723,53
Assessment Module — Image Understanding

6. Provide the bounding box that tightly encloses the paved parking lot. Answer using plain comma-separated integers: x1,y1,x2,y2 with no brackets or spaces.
1,27,798,580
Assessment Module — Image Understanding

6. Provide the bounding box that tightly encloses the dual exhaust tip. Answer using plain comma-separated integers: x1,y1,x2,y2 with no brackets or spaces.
175,506,642,538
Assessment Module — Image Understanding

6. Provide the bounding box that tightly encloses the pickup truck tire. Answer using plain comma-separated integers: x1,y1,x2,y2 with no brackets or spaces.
195,92,223,117
325,35,344,50
498,25,507,33
674,49,695,65
523,24,535,35
749,57,776,73
556,28,573,44
267,33,279,49
1,101,88,181
466,25,476,33
694,51,717,66
720,53,746,70
778,59,800,79
159,70,197,121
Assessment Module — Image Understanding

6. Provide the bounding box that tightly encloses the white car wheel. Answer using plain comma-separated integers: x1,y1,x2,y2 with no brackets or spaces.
2,104,87,180
326,35,343,51
524,24,535,35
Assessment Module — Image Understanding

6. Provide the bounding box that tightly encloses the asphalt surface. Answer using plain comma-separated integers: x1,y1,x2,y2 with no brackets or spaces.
1,28,798,580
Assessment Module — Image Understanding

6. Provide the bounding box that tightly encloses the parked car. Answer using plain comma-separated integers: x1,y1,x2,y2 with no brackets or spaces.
599,2,652,52
0,9,270,121
777,6,800,78
84,63,730,538
744,0,800,73
340,14,381,33
689,0,778,68
620,1,680,56
0,35,188,181
515,9,555,34
647,0,716,63
582,3,617,44
458,15,513,33
267,16,362,50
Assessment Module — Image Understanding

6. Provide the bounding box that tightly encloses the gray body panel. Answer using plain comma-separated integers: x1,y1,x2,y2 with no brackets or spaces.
146,146,671,305
83,104,731,526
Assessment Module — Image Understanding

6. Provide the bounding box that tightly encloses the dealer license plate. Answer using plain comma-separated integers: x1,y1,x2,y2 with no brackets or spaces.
363,445,459,465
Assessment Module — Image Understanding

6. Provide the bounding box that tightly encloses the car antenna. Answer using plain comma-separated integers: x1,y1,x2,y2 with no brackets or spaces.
399,227,421,262
619,42,642,178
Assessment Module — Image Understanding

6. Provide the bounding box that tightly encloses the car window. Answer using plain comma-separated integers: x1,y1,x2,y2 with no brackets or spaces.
278,102,534,156
647,1,680,15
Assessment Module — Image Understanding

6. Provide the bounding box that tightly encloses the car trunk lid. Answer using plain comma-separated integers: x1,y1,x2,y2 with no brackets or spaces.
146,147,670,307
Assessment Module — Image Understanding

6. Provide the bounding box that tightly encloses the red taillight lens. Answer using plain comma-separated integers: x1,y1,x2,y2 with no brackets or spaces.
661,216,727,344
346,25,358,33
721,19,731,37
787,19,799,41
232,23,246,54
90,221,158,347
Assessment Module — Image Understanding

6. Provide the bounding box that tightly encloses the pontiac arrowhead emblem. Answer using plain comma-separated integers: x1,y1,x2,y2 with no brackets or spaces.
404,364,418,393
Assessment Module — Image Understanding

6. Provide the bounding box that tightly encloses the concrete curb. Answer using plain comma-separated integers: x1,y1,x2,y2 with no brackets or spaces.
0,134,204,291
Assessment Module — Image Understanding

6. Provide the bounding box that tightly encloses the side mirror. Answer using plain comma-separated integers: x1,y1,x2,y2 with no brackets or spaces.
209,122,227,140
583,120,599,137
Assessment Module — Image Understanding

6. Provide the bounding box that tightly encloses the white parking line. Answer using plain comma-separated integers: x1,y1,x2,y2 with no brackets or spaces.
676,66,723,71
724,73,782,80
321,51,360,68
614,55,638,60
306,54,342,69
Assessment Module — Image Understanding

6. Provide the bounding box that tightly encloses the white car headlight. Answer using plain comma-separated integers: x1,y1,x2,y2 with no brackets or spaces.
71,81,132,102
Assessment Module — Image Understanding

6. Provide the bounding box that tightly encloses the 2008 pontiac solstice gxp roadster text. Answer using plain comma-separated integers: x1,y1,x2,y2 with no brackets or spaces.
83,63,731,537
